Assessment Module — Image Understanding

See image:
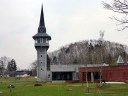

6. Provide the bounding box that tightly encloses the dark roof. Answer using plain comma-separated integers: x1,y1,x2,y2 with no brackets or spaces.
33,32,51,40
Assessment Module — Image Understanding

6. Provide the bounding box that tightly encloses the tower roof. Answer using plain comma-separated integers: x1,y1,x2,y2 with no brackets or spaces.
117,55,124,64
33,32,51,40
33,3,51,40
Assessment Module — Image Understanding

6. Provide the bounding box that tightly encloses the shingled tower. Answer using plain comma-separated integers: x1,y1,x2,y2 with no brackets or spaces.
33,4,51,82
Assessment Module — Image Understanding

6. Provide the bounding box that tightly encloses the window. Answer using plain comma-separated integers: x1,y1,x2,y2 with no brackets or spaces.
43,38,46,43
46,38,49,43
35,39,37,43
94,72,101,80
48,74,50,78
40,29,42,32
37,38,40,43
40,38,42,43
35,38,48,43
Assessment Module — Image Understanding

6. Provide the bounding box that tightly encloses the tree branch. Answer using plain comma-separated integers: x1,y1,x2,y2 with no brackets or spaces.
103,0,128,30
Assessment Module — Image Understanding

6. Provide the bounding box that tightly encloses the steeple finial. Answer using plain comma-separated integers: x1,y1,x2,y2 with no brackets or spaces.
38,3,46,33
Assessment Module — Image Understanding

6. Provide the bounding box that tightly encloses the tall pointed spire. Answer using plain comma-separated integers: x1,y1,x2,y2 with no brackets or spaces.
39,4,45,27
38,3,46,33
33,3,51,40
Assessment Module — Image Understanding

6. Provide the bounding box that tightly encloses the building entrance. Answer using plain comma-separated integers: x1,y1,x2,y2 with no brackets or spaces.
52,72,72,80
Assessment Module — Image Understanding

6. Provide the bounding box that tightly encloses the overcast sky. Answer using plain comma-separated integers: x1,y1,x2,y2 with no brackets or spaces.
0,0,128,69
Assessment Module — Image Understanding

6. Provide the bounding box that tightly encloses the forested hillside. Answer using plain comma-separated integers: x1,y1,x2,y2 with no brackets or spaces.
49,40,128,65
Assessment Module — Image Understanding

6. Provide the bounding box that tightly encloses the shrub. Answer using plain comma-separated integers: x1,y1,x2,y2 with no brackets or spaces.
34,84,42,86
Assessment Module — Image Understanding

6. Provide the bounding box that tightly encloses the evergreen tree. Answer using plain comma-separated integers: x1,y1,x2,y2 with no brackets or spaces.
7,59,17,71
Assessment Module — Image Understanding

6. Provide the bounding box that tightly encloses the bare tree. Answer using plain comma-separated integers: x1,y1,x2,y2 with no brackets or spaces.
0,56,10,77
30,60,37,76
99,31,105,85
85,69,89,93
49,40,128,65
103,0,128,30
0,60,4,76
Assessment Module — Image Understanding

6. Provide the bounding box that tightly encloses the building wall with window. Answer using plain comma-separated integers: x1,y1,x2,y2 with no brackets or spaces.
51,65,86,81
50,64,107,82
79,65,128,83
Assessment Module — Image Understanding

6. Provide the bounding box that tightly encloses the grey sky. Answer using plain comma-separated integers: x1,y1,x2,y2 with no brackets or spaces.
0,0,128,69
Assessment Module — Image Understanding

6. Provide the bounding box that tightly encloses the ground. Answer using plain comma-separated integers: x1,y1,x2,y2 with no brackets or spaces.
0,77,128,96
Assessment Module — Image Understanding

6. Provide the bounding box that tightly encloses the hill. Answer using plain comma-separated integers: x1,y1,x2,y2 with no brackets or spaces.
49,40,128,65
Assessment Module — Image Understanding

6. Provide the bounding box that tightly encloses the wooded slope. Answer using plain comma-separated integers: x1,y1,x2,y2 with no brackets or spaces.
49,40,128,65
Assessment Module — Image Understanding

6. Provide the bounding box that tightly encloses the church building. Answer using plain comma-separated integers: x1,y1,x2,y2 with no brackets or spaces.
32,3,128,83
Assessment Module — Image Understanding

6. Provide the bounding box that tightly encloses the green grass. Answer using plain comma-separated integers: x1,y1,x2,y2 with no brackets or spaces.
0,77,128,96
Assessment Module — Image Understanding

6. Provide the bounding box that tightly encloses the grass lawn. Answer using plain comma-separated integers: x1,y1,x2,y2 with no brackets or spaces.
0,77,128,96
